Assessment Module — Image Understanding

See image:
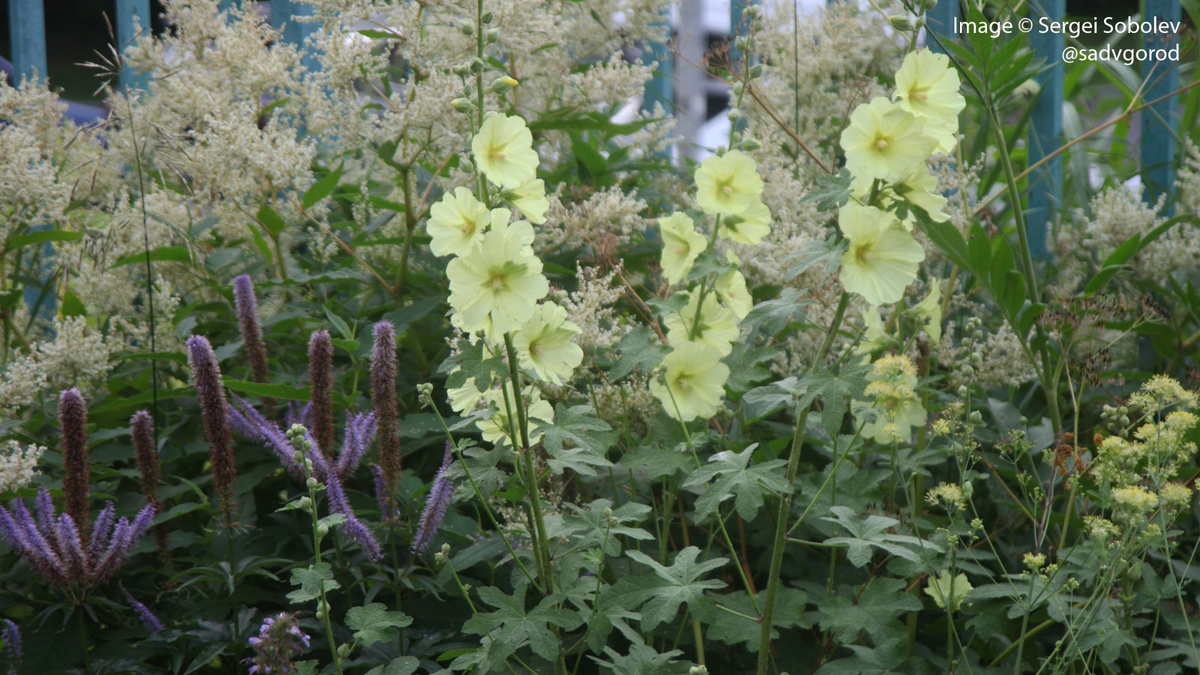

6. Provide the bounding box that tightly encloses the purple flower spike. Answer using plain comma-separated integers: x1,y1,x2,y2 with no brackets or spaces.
372,466,395,522
121,585,164,633
308,331,335,461
59,388,90,537
233,275,271,388
2,619,21,675
371,322,400,508
245,612,309,675
322,468,382,562
188,335,238,522
411,442,456,556
335,411,376,479
0,489,156,587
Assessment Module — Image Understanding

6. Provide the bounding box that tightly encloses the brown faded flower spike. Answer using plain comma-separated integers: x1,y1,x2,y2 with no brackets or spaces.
59,388,89,536
187,335,238,523
308,330,335,459
371,322,400,502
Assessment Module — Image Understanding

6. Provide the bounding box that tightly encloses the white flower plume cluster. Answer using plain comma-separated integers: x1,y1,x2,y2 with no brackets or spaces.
0,441,46,494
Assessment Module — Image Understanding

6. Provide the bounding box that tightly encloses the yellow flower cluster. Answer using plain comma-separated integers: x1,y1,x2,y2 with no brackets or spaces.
852,354,926,444
439,114,585,444
651,149,773,423
837,48,965,309
925,482,966,511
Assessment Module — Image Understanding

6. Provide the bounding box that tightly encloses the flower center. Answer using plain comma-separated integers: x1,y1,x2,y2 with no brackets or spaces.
912,90,928,101
674,374,692,393
675,245,689,256
855,244,876,264
722,185,733,196
875,138,890,151
529,341,544,357
490,273,508,290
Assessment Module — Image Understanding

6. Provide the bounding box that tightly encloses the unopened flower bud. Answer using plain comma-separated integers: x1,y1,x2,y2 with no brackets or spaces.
690,667,709,675
481,10,493,23
417,383,435,407
748,63,763,78
452,64,469,77
317,522,330,538
889,15,913,31
306,477,319,490
470,58,484,74
451,98,475,113
740,136,761,151
298,496,313,512
337,643,352,659
962,482,974,498
734,36,749,51
727,107,742,122
488,76,519,93
459,20,475,36
486,29,500,43
732,82,744,96
742,4,758,18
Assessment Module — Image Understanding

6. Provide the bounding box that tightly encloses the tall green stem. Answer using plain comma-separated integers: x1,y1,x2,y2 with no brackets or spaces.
756,291,850,674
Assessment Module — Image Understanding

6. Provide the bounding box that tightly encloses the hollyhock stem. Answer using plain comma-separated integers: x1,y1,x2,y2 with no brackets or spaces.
756,291,849,674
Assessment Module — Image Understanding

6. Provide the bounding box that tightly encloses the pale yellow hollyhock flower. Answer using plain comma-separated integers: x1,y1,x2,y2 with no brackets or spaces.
850,166,947,231
446,219,548,334
694,150,764,216
508,179,549,224
924,572,972,611
472,113,540,189
840,97,937,182
512,301,584,385
853,305,891,358
720,200,771,245
910,281,942,343
427,187,490,257
664,292,739,356
715,269,752,320
838,203,925,306
477,382,554,447
659,212,708,285
650,343,730,422
447,374,484,414
895,166,950,226
894,49,965,155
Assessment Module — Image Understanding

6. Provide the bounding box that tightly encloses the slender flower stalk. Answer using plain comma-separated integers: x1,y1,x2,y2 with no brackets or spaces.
59,389,89,536
411,442,455,556
187,335,238,523
371,322,400,512
233,275,271,387
308,330,335,460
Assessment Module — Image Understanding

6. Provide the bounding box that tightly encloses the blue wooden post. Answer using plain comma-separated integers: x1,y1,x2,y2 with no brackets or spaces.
116,0,152,91
641,19,673,116
926,0,958,53
1026,0,1064,259
1141,0,1180,216
729,0,749,72
273,0,321,73
7,0,48,84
